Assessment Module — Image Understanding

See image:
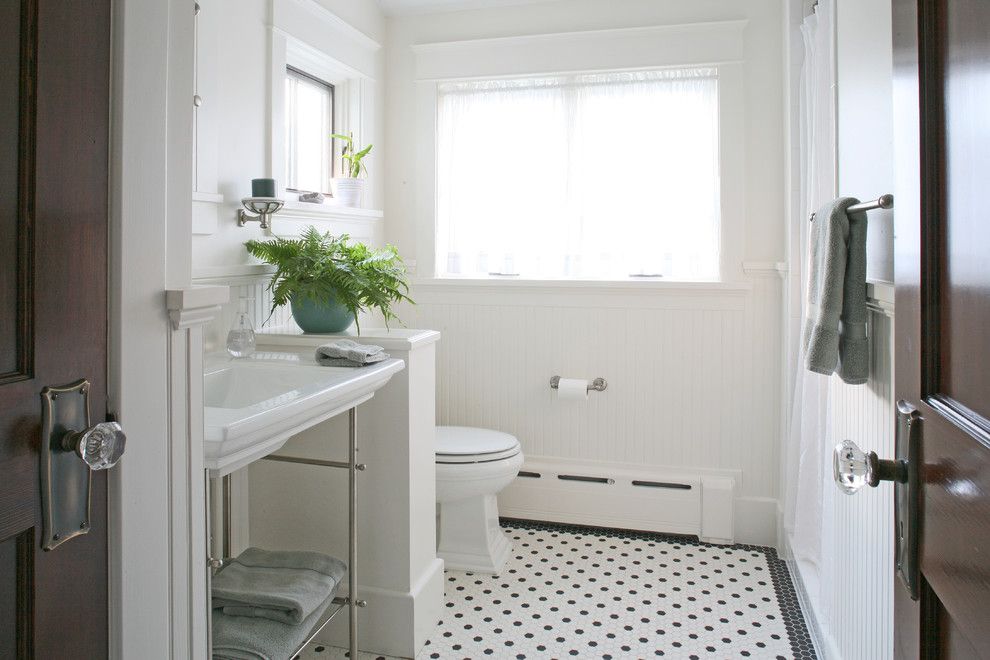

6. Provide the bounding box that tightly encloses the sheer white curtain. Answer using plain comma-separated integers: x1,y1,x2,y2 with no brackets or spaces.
782,1,835,578
436,69,720,280
284,70,333,194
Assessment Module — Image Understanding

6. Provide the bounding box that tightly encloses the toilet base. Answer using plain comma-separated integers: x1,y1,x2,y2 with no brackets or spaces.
437,493,513,574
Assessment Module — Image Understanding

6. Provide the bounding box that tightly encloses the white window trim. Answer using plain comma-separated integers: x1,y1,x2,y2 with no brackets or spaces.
283,65,337,196
267,0,382,236
410,20,748,284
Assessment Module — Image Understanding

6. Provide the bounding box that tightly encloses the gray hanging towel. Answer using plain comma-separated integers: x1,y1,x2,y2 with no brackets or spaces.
804,197,869,384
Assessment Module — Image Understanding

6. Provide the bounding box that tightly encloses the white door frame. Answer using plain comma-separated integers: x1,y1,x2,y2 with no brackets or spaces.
109,1,213,657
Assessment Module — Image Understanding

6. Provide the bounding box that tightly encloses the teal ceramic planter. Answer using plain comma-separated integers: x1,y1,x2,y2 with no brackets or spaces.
290,295,354,333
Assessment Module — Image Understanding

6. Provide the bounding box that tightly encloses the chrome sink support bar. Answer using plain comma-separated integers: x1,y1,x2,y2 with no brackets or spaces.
210,406,364,660
346,407,358,658
222,474,231,559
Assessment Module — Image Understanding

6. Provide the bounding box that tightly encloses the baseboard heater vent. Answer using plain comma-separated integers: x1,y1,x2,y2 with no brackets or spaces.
500,459,737,545
631,480,692,490
557,474,615,485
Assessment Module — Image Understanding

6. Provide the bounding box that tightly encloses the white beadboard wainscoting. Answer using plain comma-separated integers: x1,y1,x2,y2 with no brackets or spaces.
788,285,895,660
402,267,785,546
194,268,294,353
824,293,895,659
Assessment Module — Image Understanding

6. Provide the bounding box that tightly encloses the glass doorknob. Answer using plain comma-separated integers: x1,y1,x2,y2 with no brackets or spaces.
833,439,906,494
62,421,126,470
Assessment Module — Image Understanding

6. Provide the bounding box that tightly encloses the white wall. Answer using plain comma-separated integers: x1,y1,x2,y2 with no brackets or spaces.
191,0,387,276
820,298,895,660
820,1,896,657
385,0,787,271
402,274,784,545
781,1,897,657
836,0,894,283
385,0,788,545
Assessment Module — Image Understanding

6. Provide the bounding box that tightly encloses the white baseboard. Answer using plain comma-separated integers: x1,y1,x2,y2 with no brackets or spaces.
779,533,835,660
316,557,445,658
497,457,777,547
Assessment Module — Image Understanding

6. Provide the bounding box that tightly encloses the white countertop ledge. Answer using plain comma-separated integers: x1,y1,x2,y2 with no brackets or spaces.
257,326,441,351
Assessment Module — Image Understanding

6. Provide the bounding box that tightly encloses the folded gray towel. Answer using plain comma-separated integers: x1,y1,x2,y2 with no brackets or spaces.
212,547,345,626
316,356,389,368
212,592,335,660
803,197,869,384
315,339,389,367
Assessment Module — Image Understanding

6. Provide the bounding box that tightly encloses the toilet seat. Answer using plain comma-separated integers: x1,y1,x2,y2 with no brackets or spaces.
436,426,521,464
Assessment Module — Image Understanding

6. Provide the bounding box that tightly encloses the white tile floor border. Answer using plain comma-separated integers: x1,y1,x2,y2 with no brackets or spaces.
298,520,816,660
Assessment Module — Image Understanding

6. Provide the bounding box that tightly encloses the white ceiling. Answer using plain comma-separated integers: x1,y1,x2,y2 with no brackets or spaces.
377,0,559,17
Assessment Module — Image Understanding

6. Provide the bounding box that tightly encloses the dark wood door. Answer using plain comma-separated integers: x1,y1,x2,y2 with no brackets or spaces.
0,0,111,657
893,0,990,657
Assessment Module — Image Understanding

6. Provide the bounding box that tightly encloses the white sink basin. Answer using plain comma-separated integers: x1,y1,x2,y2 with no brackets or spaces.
203,351,404,476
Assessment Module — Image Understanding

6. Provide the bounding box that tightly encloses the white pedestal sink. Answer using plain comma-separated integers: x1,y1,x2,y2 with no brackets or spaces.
203,350,404,476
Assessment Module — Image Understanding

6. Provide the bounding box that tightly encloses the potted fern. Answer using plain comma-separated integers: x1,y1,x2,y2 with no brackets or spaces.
331,132,372,207
245,227,412,334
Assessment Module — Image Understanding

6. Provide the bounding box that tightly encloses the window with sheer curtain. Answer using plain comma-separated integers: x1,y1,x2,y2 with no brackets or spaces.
436,68,721,280
285,66,335,195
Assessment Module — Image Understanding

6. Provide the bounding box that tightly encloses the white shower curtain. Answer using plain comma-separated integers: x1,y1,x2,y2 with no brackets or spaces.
782,0,836,579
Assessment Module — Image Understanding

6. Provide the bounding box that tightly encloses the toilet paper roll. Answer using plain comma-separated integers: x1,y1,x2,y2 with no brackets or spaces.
556,378,589,400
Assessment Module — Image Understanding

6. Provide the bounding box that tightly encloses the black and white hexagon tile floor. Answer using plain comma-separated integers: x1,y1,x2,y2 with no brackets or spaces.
298,520,817,660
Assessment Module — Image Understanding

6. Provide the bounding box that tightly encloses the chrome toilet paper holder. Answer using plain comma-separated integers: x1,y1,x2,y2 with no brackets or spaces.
549,376,608,392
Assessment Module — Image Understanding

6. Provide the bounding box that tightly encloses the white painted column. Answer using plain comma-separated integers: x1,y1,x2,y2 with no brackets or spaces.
166,286,230,659
247,328,445,658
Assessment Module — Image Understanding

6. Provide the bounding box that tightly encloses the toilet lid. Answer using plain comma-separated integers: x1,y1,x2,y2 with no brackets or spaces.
436,426,520,463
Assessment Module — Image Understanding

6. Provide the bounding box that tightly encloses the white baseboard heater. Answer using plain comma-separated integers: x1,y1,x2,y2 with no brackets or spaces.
499,458,736,545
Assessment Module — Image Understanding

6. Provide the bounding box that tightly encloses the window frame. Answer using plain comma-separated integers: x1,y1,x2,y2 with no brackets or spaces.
284,65,336,197
410,20,749,285
268,28,378,217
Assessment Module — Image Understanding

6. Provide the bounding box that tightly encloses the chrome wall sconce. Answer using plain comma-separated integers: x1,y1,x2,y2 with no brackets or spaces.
237,178,284,229
237,197,284,230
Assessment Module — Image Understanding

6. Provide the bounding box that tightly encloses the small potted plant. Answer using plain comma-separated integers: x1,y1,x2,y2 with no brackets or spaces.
331,132,372,207
246,227,412,334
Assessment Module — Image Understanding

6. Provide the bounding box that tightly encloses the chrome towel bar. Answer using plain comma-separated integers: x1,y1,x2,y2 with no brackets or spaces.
846,193,894,214
810,194,894,222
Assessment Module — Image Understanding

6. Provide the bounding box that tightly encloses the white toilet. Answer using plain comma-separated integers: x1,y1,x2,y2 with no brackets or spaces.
435,426,524,574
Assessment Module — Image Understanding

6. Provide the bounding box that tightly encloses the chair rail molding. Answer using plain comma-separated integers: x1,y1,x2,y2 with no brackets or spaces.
166,286,229,330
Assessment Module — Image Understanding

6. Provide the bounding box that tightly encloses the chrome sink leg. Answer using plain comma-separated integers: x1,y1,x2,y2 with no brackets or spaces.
222,474,232,560
348,406,358,660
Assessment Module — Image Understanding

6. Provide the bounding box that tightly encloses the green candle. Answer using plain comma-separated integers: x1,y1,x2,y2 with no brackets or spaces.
252,178,277,197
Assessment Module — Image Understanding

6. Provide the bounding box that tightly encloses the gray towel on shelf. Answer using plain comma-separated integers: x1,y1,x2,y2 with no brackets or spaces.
315,339,389,367
803,197,869,384
211,593,336,660
211,547,346,626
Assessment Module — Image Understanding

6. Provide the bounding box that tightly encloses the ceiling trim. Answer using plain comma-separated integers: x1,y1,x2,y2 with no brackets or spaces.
378,0,558,17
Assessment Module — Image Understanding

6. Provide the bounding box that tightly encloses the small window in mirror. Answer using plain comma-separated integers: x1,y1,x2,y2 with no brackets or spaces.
284,66,334,196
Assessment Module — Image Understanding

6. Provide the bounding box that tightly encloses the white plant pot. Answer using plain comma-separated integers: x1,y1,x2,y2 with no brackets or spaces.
332,177,365,207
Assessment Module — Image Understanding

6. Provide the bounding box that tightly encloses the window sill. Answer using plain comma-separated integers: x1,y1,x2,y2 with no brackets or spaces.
411,277,752,295
269,202,384,240
278,200,383,221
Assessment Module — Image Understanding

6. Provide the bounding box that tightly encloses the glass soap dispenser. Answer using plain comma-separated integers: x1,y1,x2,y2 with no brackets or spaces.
226,297,256,358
